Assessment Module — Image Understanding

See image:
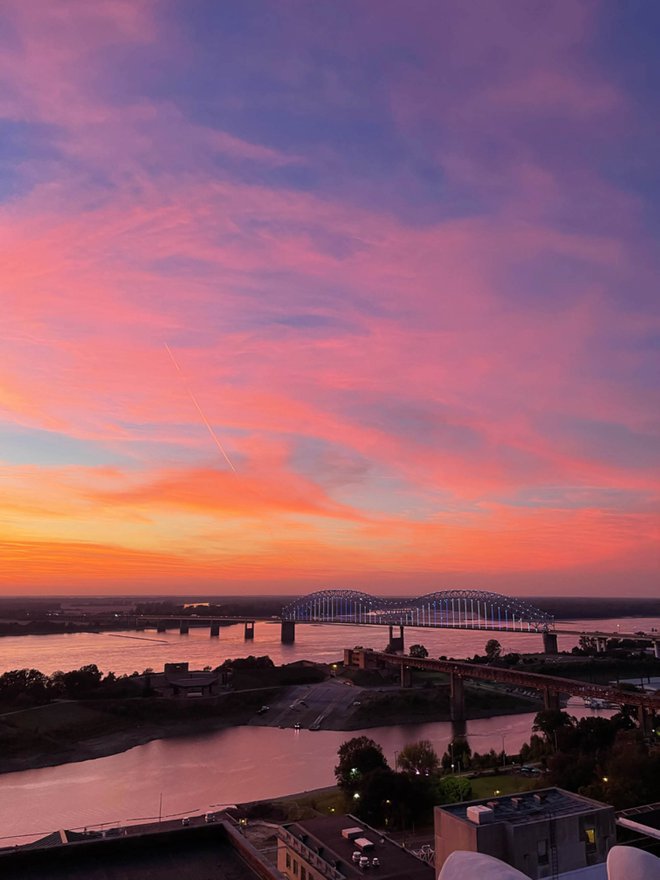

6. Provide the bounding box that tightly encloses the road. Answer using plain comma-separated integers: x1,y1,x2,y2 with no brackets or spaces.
249,678,364,730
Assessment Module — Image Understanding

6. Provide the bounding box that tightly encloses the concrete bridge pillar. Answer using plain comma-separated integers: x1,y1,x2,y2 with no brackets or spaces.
210,621,220,637
244,621,255,640
157,620,167,633
654,641,660,660
543,687,560,711
179,620,189,635
388,624,404,653
542,632,558,655
281,620,296,644
400,663,412,688
450,672,465,721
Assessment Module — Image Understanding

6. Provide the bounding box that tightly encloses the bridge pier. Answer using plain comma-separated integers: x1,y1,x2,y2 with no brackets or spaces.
244,621,255,640
157,620,167,633
543,687,560,711
281,620,296,644
179,620,189,635
400,663,412,688
450,672,465,721
388,625,404,653
542,632,558,655
210,621,220,637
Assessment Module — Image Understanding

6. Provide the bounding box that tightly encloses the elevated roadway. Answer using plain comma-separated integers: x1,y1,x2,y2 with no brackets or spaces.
346,648,660,733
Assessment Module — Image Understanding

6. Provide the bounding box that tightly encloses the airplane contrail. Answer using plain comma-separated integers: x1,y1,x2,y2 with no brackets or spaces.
164,343,236,472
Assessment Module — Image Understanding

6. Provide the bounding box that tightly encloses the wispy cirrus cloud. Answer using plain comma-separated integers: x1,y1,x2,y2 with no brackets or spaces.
0,0,657,594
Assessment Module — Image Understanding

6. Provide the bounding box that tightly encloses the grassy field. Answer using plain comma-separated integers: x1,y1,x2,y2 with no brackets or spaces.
244,771,538,824
470,773,537,800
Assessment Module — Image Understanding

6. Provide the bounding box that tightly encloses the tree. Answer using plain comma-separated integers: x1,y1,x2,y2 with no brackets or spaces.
485,639,502,662
409,644,428,659
441,737,472,772
51,664,103,699
396,739,439,776
578,635,597,654
335,736,388,792
532,710,575,748
435,775,472,804
0,669,51,706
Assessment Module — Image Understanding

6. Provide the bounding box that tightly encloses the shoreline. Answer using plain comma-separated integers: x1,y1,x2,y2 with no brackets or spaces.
0,698,538,777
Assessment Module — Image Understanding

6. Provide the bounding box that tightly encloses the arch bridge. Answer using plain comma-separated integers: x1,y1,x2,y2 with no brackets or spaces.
280,589,557,652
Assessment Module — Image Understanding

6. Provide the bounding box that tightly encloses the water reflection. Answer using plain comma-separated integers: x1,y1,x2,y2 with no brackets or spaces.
0,706,613,847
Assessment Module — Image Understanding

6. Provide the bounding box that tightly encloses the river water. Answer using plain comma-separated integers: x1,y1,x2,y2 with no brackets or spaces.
1,616,657,677
0,616,656,847
0,704,613,847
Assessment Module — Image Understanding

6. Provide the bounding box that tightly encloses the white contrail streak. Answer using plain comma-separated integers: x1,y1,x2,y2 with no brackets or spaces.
164,343,236,472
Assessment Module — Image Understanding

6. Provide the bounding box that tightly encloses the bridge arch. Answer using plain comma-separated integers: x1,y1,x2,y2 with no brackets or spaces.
282,589,553,631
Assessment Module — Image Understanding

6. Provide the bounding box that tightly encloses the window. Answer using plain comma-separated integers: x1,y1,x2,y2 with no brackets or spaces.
301,868,307,880
293,859,298,875
286,853,291,869
537,839,549,866
585,827,596,849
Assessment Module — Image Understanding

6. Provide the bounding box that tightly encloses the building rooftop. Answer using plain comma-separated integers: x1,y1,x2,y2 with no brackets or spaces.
439,787,611,827
281,815,433,880
0,821,278,880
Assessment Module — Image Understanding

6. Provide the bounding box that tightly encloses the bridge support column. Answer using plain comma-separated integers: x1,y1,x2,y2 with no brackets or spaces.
543,687,560,711
450,672,465,722
244,621,255,640
388,625,404,653
400,663,412,688
542,632,558,654
281,620,296,644
157,620,167,633
654,641,660,660
179,620,189,635
210,621,220,637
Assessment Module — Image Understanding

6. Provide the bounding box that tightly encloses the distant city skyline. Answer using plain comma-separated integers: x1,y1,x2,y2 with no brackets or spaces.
1,2,658,596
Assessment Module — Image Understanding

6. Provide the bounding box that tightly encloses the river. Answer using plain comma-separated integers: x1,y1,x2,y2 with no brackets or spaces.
0,615,656,847
1,616,657,677
0,703,613,847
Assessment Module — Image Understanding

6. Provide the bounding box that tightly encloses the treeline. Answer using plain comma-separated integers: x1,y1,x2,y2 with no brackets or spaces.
334,736,476,830
0,665,151,707
135,597,288,617
523,709,660,810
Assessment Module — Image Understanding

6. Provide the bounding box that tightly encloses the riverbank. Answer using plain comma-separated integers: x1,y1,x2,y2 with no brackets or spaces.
0,681,539,775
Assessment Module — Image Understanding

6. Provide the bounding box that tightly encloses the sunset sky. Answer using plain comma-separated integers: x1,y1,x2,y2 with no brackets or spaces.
1,1,658,596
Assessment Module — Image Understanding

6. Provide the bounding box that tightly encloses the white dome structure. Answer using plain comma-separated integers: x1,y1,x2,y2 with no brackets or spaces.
607,845,660,880
437,851,531,880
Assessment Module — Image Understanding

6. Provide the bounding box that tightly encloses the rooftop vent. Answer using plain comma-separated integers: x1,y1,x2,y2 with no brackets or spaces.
341,827,364,841
511,798,523,810
534,794,547,804
467,805,494,825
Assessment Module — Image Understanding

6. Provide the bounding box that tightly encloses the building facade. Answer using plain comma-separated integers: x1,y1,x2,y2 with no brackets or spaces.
435,788,615,879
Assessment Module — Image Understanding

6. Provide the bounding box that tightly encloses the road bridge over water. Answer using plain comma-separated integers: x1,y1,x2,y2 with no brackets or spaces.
122,589,660,657
345,648,660,735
